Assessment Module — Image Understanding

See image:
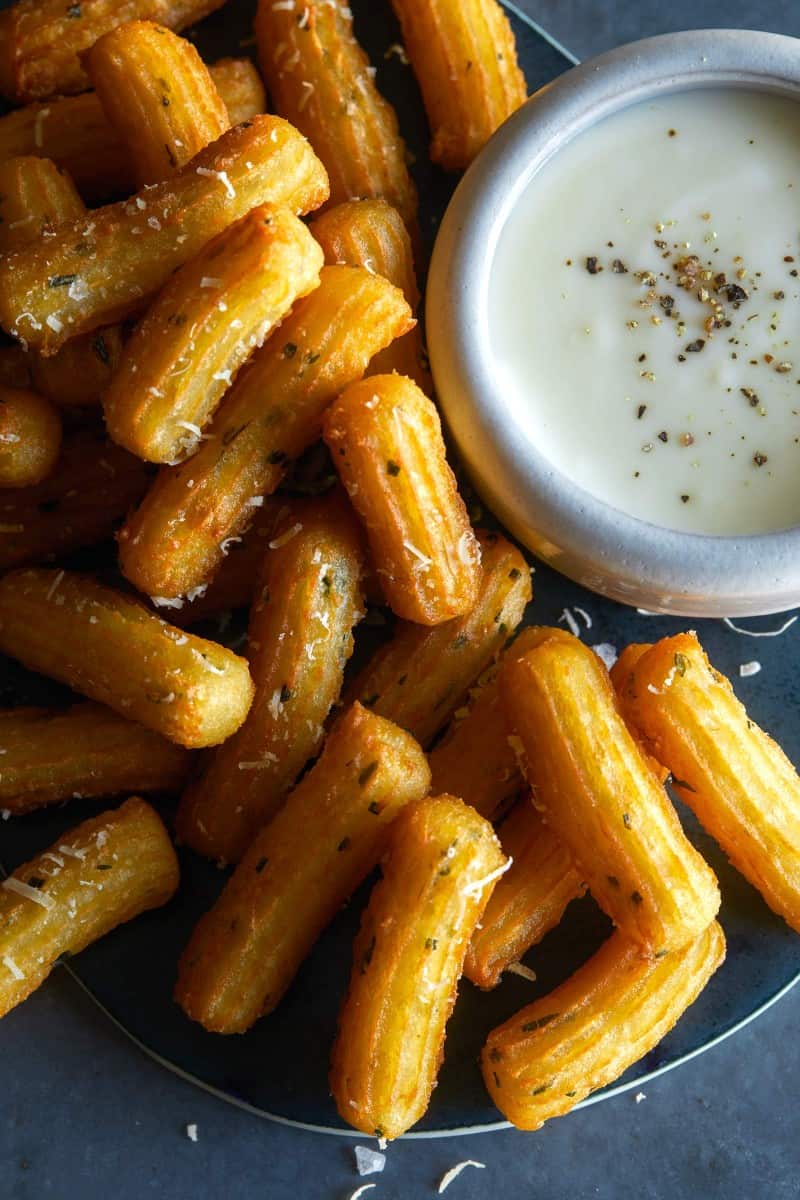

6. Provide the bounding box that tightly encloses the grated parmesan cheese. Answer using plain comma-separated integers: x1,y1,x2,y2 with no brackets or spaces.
591,643,618,670
739,660,762,677
297,80,315,111
505,961,537,982
2,954,24,981
59,844,87,860
196,167,236,199
269,523,303,549
354,1146,386,1177
558,607,581,637
2,877,55,909
347,1187,376,1200
402,539,432,568
186,1123,198,1142
46,314,63,333
462,857,512,899
438,1161,486,1193
151,595,184,609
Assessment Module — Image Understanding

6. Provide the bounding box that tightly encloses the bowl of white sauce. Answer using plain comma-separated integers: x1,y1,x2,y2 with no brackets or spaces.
427,29,800,616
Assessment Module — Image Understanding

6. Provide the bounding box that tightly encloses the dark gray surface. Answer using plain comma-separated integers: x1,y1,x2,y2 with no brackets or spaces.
3,2,800,1197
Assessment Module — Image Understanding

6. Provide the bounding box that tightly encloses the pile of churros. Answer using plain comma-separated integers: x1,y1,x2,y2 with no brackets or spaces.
0,0,798,1140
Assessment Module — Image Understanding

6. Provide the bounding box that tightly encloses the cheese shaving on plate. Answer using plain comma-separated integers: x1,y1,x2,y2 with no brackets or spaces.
354,1146,386,1176
739,661,762,677
347,1186,376,1200
438,1161,486,1193
723,615,798,638
505,961,537,982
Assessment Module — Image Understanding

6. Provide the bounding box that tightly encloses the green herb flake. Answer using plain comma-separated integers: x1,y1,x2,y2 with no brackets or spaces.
91,334,110,364
386,460,401,476
521,1013,559,1032
359,761,379,787
673,652,689,676
47,273,77,288
622,812,632,829
283,342,298,359
531,1083,552,1095
96,864,112,871
452,633,469,650
425,937,438,950
255,857,268,874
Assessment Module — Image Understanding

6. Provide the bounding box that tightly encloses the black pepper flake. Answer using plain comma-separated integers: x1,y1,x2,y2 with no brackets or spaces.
607,874,620,888
622,813,632,829
585,256,602,274
631,891,644,906
681,494,690,504
637,353,647,363
685,339,705,353
96,864,112,870
359,761,379,787
532,1084,552,1095
668,128,677,137
611,258,628,274
493,1071,501,1088
283,342,298,358
677,354,686,362
255,857,268,873
337,836,351,852
280,684,292,702
637,404,647,420
521,1014,560,1032
386,459,401,476
753,451,768,466
304,351,320,364
658,430,669,443
91,333,110,364
360,935,376,973
438,864,451,876
47,273,77,288
723,283,748,305
425,937,438,950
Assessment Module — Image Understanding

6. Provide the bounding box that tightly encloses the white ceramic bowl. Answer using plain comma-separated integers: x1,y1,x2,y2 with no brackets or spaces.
427,29,800,617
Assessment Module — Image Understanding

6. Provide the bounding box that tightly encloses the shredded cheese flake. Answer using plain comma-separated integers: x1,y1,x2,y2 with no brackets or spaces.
591,643,618,670
505,961,537,982
739,660,762,677
558,607,581,637
186,1123,199,1141
2,877,55,909
438,1161,486,1193
462,857,512,899
2,954,24,981
354,1146,386,1177
269,523,303,550
196,167,235,199
347,1187,377,1200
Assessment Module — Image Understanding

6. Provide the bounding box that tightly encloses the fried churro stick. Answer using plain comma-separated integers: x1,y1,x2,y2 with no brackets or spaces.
175,703,430,1032
390,0,527,169
118,266,412,600
0,385,61,488
104,205,323,464
0,431,150,570
620,631,800,933
85,21,229,187
0,568,254,749
482,921,725,1130
0,798,179,1018
255,0,417,230
0,155,83,253
324,374,480,625
331,794,507,1139
176,494,365,864
0,115,329,354
464,803,586,989
500,634,720,954
0,703,191,815
0,59,267,201
0,0,227,102
344,530,531,746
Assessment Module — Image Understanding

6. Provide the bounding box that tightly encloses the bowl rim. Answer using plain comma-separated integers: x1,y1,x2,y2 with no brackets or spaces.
426,28,800,617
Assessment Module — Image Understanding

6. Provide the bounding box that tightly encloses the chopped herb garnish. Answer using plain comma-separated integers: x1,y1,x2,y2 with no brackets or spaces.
674,652,689,676
452,634,469,649
337,837,351,852
386,460,401,476
685,339,705,353
631,891,643,906
521,1013,559,1032
359,761,379,787
280,684,292,703
607,874,620,888
637,405,647,419
532,1083,551,1095
92,334,110,364
47,273,77,288
622,812,632,829
283,342,298,358
425,937,438,950
255,857,268,873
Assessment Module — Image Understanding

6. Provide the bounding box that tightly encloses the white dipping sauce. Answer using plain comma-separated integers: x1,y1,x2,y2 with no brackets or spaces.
490,89,800,534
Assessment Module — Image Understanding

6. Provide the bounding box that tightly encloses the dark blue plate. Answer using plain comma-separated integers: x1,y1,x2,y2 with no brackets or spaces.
1,0,798,1138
